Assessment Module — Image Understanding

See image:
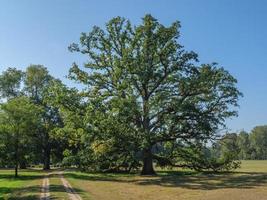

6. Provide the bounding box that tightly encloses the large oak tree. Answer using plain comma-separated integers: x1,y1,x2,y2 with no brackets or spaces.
69,15,242,175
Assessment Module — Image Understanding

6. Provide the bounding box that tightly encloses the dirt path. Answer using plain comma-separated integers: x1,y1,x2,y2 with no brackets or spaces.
40,175,50,200
59,171,82,200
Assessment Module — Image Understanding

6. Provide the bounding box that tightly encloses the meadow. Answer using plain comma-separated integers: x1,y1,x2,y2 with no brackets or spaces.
1,160,267,200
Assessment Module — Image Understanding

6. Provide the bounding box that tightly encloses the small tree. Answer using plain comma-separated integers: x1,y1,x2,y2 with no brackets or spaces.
0,65,64,170
0,97,42,177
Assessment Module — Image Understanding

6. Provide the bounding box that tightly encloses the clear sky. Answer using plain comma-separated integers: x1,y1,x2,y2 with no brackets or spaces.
0,0,266,132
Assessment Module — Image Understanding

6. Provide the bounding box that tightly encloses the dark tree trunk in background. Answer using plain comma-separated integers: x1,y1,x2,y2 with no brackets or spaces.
20,160,27,169
141,148,156,175
15,134,19,177
15,163,18,178
43,145,51,170
15,150,18,177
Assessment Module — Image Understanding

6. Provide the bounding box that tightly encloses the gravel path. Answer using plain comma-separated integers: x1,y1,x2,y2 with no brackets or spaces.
59,171,83,200
40,175,50,200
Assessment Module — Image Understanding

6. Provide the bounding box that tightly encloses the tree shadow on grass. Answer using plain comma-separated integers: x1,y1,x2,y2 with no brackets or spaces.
0,169,43,181
64,170,267,190
0,170,43,200
1,186,41,200
6,195,39,200
49,184,85,200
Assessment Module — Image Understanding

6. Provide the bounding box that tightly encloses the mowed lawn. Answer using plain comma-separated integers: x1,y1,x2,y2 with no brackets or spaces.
0,169,72,200
65,161,267,200
1,161,267,200
0,169,44,200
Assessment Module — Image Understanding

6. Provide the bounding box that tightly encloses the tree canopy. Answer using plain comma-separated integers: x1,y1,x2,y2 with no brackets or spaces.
0,96,42,177
68,14,242,174
0,15,244,176
0,65,64,172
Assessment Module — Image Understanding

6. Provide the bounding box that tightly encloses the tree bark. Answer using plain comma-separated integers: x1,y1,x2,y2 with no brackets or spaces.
14,132,19,177
19,160,27,169
15,146,18,177
141,148,156,175
43,145,51,170
15,163,18,178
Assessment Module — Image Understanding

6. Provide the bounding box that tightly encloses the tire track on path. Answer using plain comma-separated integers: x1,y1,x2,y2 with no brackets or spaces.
40,175,50,200
59,171,82,200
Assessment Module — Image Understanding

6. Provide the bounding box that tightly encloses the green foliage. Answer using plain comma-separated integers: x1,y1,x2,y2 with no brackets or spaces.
0,68,24,99
82,104,141,172
0,15,245,174
249,126,267,160
24,65,64,169
68,14,242,174
208,126,267,163
209,133,241,171
237,131,250,160
0,65,66,170
0,97,42,176
24,65,52,103
44,80,85,168
154,136,241,172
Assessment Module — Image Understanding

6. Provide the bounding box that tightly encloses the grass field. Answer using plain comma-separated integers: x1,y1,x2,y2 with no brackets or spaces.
0,169,44,200
64,161,267,200
1,161,267,200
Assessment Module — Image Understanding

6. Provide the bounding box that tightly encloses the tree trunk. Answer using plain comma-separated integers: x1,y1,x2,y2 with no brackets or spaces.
141,148,156,175
43,145,51,170
15,163,18,178
14,132,19,177
20,160,27,169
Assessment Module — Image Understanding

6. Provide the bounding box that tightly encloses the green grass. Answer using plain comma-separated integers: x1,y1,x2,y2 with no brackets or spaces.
0,169,44,200
48,172,70,200
1,161,267,200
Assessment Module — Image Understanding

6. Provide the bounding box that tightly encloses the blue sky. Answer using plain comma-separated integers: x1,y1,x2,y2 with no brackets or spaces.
0,0,266,132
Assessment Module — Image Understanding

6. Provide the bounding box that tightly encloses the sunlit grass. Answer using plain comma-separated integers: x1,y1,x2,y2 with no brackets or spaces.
64,161,267,200
1,161,267,200
49,173,69,200
238,160,267,172
0,169,44,200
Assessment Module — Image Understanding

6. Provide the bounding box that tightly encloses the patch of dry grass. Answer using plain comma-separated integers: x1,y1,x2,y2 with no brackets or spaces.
64,161,267,200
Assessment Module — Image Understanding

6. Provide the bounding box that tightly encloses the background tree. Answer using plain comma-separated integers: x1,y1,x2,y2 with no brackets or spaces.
0,65,65,170
0,67,24,99
0,68,29,168
0,97,42,177
210,128,267,161
68,15,242,174
217,133,240,167
44,80,85,169
24,65,64,170
249,126,267,160
237,131,251,160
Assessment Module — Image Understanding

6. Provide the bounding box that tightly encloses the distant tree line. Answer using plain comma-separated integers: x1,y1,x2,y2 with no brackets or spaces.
212,126,267,161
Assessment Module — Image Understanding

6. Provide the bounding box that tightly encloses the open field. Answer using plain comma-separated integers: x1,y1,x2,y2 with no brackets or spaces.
1,161,267,200
65,161,267,200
